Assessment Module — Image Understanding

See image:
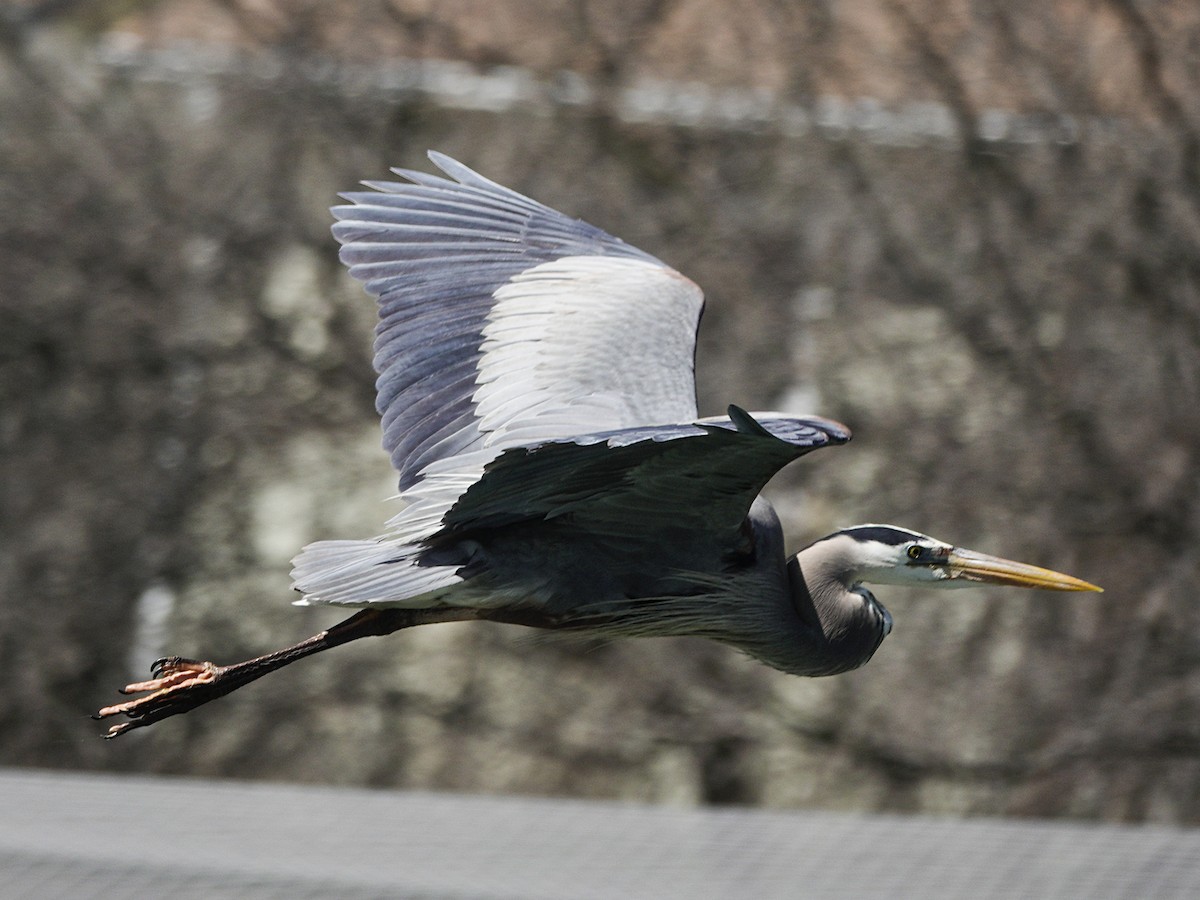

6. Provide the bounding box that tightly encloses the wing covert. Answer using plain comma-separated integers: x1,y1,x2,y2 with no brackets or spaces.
435,408,851,548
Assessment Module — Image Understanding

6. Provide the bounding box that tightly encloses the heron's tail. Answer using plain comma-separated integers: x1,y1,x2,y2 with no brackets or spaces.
290,538,463,608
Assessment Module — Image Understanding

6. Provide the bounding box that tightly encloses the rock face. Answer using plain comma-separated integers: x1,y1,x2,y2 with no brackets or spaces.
2,3,1199,822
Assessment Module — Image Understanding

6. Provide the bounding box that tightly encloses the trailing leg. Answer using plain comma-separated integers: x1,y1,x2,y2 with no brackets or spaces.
95,607,478,738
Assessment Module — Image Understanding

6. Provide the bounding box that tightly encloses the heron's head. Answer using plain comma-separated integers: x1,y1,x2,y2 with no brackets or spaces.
817,524,1102,593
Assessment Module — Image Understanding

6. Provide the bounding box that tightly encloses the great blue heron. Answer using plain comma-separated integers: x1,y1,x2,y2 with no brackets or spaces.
97,152,1100,737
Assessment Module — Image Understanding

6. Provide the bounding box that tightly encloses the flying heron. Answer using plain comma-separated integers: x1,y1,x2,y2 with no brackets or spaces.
97,152,1100,737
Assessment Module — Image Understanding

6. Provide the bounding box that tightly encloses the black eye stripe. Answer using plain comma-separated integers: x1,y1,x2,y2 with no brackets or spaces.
839,526,920,546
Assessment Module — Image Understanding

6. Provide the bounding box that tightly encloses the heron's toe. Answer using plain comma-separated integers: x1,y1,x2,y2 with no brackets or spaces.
94,658,222,737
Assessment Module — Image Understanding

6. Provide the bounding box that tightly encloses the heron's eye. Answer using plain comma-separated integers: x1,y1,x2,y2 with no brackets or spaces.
906,545,923,561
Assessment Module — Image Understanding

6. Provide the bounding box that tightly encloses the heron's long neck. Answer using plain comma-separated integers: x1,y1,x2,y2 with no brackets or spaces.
712,502,885,677
774,550,888,677
700,499,883,677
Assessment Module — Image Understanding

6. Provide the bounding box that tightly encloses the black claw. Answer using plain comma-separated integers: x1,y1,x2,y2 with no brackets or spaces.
151,656,203,677
104,721,137,739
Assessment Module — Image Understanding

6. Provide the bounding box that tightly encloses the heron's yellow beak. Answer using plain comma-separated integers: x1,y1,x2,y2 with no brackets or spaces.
946,548,1102,592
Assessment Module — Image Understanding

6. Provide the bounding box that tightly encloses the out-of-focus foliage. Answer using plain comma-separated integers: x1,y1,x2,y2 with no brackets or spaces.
2,0,1198,821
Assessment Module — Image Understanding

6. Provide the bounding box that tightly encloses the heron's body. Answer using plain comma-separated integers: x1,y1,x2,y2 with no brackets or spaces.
97,153,1099,737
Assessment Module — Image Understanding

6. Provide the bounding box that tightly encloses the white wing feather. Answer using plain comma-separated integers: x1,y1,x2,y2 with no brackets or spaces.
477,255,701,447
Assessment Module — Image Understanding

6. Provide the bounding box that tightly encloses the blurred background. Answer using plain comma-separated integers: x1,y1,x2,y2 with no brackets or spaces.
1,0,1198,824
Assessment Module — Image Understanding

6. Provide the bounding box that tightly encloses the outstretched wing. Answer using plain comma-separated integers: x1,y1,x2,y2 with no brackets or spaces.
435,407,851,554
333,152,705,492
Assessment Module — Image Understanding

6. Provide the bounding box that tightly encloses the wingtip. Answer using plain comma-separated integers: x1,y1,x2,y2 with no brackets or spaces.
820,418,853,444
426,149,470,182
726,405,852,445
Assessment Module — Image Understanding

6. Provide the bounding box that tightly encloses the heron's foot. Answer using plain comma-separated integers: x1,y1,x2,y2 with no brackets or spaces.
95,656,224,739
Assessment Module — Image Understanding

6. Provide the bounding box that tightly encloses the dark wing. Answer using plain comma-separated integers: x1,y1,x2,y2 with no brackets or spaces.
434,407,851,551
333,152,705,492
290,407,846,609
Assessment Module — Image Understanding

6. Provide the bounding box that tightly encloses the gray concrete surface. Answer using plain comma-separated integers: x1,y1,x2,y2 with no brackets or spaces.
1,767,1198,899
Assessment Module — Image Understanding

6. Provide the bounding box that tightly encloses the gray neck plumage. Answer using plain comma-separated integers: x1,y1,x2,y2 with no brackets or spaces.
782,553,891,676
717,501,891,678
